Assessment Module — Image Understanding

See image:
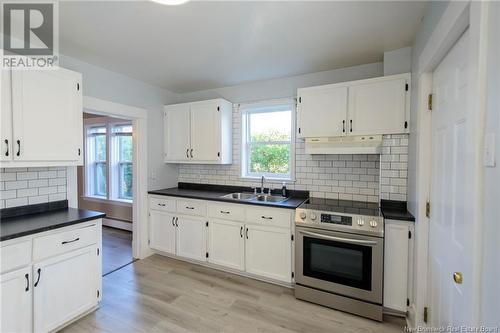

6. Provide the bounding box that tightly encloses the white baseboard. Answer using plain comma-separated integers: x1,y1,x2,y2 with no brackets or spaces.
103,218,132,231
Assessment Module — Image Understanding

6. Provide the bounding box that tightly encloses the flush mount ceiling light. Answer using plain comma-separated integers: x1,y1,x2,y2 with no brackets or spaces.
150,0,190,5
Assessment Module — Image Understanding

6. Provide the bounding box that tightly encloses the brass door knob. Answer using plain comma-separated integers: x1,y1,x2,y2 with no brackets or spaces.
453,272,463,284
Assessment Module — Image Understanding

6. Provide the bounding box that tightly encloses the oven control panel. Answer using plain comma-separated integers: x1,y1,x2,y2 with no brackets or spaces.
295,208,384,237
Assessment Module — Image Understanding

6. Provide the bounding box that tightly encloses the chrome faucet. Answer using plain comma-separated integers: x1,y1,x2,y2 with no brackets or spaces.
260,175,266,194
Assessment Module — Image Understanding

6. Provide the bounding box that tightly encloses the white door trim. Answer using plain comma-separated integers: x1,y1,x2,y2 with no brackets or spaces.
411,0,490,328
67,96,151,260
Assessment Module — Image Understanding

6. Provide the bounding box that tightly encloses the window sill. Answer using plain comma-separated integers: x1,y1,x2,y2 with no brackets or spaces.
81,196,133,207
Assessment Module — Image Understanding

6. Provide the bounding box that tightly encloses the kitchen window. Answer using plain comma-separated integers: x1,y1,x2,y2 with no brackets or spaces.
241,100,295,180
84,120,133,202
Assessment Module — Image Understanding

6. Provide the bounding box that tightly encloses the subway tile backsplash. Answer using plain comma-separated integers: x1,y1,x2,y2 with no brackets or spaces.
178,106,408,203
0,167,67,209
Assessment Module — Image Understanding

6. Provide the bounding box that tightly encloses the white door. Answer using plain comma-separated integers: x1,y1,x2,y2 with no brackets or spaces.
11,69,82,161
207,219,245,271
164,104,191,162
190,101,220,162
297,86,348,138
33,246,98,333
0,266,32,333
348,76,407,135
428,30,474,326
176,215,207,261
245,224,291,282
1,69,13,161
149,210,176,255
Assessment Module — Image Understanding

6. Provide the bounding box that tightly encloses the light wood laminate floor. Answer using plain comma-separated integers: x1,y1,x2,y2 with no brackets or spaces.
102,226,133,275
61,255,406,333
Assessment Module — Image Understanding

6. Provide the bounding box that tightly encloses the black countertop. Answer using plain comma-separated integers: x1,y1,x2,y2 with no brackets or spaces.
0,201,105,241
380,200,415,222
148,182,309,209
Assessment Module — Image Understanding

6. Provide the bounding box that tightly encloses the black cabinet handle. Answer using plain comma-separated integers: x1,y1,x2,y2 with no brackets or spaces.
34,268,41,287
25,273,29,291
342,120,345,133
350,120,353,132
62,237,80,245
171,216,175,226
240,226,243,238
175,217,178,227
16,140,20,156
186,148,189,158
185,206,194,210
261,216,273,220
4,139,8,156
246,228,249,239
158,203,166,207
220,210,230,214
190,149,193,158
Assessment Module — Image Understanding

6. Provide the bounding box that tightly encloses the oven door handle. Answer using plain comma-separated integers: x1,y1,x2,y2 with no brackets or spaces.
298,230,378,246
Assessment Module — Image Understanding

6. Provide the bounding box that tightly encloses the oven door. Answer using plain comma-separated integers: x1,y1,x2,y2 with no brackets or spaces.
295,226,383,304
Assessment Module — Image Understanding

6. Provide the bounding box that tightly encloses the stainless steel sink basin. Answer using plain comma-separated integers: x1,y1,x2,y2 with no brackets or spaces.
253,194,289,203
221,192,256,200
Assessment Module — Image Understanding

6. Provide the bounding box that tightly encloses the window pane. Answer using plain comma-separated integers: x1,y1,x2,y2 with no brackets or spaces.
250,111,291,142
114,124,132,134
249,144,290,174
118,136,132,162
95,134,106,161
95,163,107,197
88,126,106,135
119,163,133,199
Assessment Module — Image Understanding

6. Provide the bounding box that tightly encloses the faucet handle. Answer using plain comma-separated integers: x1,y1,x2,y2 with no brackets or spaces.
267,188,272,195
252,187,257,195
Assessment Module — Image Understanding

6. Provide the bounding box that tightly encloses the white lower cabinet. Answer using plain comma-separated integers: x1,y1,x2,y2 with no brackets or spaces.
149,210,176,255
0,266,32,333
176,215,207,261
0,220,102,333
207,219,245,271
33,246,98,333
245,224,292,283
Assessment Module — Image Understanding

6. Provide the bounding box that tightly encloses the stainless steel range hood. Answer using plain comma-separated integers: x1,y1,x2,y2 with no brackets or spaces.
304,135,383,154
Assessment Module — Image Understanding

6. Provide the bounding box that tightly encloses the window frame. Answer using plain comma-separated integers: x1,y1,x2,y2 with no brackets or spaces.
240,99,296,181
84,124,108,199
113,124,133,201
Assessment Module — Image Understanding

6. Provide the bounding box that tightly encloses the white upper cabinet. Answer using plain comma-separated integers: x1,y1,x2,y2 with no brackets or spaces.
297,86,347,138
1,67,83,167
164,98,232,164
348,76,408,136
297,73,410,138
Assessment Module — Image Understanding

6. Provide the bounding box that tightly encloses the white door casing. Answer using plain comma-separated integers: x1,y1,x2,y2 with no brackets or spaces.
428,30,474,326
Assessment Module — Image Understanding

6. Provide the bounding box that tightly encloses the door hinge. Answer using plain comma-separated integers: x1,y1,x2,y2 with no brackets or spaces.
405,83,409,91
217,106,220,111
428,94,433,111
404,121,408,129
298,127,301,134
97,290,100,298
423,306,429,323
148,239,151,245
298,97,301,103
97,248,100,256
426,201,431,218
206,252,209,258
77,83,80,91
291,272,295,279
206,221,209,227
78,148,81,156
291,234,294,241
408,230,412,239
407,298,410,307
217,152,220,157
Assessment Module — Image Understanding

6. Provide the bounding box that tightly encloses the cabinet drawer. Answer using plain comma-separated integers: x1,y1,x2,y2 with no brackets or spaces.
208,203,245,221
177,199,206,216
246,207,292,228
0,240,31,274
33,224,98,261
149,197,176,212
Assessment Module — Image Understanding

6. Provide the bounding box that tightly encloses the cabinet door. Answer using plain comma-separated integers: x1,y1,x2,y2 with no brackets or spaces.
164,104,191,162
149,210,176,255
348,77,407,135
383,221,410,312
33,246,98,333
176,215,206,261
297,86,347,138
0,266,32,333
207,219,244,271
11,69,82,162
190,101,220,162
245,224,291,283
1,69,12,161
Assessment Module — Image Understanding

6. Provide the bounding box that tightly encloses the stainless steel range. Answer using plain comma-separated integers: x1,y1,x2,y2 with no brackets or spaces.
294,198,384,321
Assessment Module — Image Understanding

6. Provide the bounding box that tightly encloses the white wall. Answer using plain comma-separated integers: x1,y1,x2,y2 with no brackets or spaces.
384,47,412,76
59,55,179,191
176,62,383,103
480,1,500,326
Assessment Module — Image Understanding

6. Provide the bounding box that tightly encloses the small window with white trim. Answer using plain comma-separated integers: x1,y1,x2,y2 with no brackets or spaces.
241,101,295,180
86,125,107,198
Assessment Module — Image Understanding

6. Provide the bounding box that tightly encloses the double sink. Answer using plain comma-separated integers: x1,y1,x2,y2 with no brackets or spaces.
221,192,289,203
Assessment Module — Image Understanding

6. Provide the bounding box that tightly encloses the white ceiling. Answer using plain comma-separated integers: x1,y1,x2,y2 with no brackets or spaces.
59,1,426,93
